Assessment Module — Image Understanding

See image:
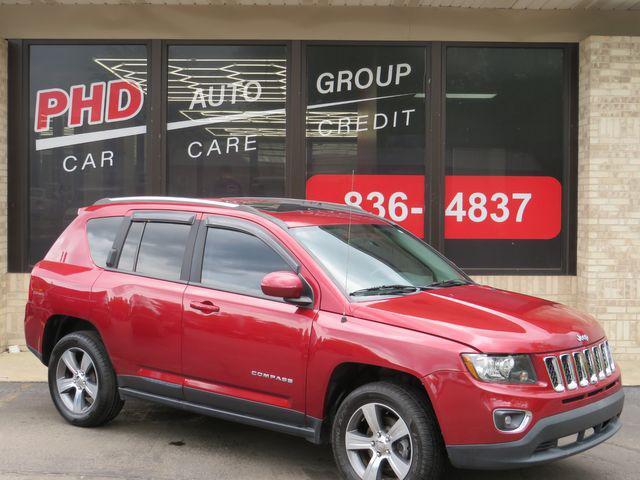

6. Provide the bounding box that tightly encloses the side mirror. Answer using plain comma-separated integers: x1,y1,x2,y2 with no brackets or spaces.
261,271,311,306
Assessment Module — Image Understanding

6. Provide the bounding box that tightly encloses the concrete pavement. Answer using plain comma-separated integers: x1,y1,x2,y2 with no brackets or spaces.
0,352,47,382
0,382,638,480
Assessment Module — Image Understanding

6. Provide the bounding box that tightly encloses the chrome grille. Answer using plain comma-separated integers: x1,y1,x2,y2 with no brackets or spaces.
559,354,578,390
593,346,606,380
600,344,612,376
604,341,616,372
544,341,615,392
544,356,565,392
572,351,589,387
583,348,598,384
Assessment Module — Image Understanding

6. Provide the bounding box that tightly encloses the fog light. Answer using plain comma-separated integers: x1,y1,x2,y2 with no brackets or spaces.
493,409,532,433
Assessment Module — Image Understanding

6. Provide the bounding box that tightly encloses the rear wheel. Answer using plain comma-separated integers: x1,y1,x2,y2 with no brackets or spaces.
331,382,445,480
48,331,124,427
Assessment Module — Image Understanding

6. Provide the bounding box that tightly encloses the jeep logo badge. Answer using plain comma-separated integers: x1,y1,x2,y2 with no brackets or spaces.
577,333,590,343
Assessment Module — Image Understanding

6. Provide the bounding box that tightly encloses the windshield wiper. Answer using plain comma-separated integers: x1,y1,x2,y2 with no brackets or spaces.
349,285,419,297
421,279,472,289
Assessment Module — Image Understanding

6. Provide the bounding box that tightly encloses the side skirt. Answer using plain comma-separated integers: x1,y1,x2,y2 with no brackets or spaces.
118,386,323,444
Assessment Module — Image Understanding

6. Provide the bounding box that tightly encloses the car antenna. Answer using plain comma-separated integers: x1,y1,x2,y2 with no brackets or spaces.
341,170,355,324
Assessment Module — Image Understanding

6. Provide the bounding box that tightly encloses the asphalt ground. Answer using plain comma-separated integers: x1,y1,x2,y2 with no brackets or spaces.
0,383,638,480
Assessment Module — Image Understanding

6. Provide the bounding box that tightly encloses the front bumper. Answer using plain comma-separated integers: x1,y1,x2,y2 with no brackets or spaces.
447,388,624,470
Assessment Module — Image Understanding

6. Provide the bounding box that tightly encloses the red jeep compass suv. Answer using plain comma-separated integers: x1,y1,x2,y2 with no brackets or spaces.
25,196,623,480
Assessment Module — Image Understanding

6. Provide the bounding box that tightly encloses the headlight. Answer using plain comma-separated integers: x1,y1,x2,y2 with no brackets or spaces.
462,354,537,384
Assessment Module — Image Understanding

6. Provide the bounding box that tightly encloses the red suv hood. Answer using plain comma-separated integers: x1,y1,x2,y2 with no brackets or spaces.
350,284,604,353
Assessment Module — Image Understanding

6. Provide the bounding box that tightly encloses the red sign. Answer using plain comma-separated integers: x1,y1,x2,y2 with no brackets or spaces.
306,174,426,237
35,80,144,132
444,176,562,240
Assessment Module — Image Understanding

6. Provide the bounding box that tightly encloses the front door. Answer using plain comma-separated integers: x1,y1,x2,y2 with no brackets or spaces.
181,217,317,422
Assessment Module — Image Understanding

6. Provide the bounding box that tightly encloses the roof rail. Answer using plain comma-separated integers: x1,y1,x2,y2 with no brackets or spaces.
225,197,367,215
92,195,376,230
92,195,293,230
93,196,239,209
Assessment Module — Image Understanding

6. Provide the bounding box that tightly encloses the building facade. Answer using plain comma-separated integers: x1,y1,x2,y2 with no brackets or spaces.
0,1,639,384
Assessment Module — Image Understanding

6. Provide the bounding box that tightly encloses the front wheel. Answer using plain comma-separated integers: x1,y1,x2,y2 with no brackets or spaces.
48,331,124,427
331,382,445,480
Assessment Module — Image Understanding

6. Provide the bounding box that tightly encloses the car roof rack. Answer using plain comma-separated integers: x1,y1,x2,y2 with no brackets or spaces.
223,197,367,215
92,196,376,229
93,196,240,209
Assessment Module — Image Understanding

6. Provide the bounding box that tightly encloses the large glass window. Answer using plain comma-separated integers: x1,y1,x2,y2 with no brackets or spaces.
304,45,429,239
10,41,576,275
29,44,149,266
166,45,287,198
444,47,569,271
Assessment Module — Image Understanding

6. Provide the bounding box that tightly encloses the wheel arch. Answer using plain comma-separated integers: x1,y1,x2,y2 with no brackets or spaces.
319,362,438,443
41,315,101,366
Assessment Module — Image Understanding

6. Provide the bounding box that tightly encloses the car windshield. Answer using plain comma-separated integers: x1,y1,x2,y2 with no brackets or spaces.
289,223,468,297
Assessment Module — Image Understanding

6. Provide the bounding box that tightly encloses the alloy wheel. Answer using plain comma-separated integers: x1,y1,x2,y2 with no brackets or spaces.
55,347,99,415
345,402,412,480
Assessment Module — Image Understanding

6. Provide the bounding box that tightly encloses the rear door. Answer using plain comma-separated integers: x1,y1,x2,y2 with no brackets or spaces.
91,210,198,396
181,216,317,421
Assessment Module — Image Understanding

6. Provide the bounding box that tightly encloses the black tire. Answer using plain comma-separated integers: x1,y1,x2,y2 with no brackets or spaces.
331,381,445,480
48,330,124,427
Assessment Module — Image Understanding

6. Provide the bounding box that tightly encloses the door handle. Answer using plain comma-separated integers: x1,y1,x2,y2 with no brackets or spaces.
190,300,220,314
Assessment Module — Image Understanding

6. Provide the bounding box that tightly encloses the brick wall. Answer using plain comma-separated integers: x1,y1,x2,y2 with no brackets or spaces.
5,274,29,348
577,36,640,384
0,41,29,351
471,276,578,308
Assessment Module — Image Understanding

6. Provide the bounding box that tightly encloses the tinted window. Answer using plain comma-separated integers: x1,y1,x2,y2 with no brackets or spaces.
135,223,192,281
117,222,144,272
167,45,287,198
201,228,292,297
306,45,426,177
444,47,567,270
305,45,428,239
29,44,148,266
86,216,123,267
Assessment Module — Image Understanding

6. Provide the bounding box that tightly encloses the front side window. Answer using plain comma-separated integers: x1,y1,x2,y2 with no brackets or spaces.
201,227,292,297
86,216,123,267
290,223,465,296
29,44,149,266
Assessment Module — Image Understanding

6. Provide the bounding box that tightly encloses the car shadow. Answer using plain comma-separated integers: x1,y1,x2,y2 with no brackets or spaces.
105,399,610,480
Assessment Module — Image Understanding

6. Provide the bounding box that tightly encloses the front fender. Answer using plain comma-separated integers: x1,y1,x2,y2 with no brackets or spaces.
305,311,473,419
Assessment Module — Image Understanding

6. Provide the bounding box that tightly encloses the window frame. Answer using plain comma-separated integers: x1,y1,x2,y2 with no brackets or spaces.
8,39,578,276
107,210,199,283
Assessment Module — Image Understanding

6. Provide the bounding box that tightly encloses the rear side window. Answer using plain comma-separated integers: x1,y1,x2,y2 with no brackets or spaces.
201,228,292,297
136,223,191,281
86,217,123,268
116,221,191,281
